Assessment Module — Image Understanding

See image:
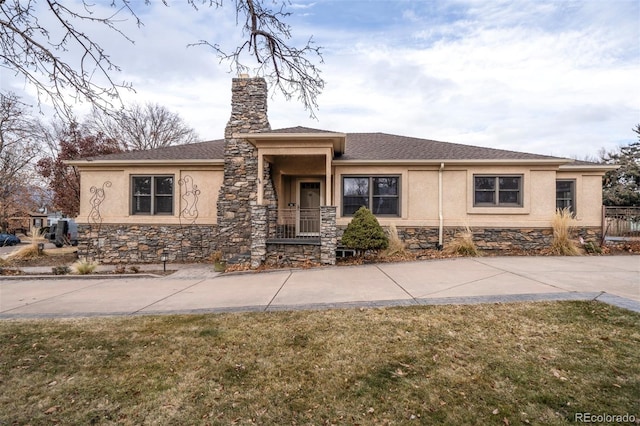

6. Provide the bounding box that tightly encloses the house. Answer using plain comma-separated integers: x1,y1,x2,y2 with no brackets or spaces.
6,211,50,235
68,76,613,267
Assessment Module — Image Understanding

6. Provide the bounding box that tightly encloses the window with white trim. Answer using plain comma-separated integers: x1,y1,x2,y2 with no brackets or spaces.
343,176,400,216
131,176,174,215
474,175,523,207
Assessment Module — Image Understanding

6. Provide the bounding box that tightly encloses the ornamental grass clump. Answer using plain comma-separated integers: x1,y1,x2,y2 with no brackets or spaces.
8,228,46,261
384,223,409,258
550,208,581,256
444,224,481,257
341,207,388,257
70,259,99,275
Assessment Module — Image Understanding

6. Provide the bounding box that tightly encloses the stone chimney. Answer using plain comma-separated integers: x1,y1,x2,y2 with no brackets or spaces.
224,75,271,138
217,76,272,261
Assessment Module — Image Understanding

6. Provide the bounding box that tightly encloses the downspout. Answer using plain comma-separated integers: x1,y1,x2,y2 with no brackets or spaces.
438,162,444,250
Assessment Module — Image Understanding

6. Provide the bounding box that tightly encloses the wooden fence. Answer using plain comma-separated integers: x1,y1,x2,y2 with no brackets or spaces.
602,206,640,241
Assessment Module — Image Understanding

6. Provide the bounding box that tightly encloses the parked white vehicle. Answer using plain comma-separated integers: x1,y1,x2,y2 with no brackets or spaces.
49,219,78,247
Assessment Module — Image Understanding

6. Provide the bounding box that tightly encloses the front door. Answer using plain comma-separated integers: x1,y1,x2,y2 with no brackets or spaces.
297,180,321,236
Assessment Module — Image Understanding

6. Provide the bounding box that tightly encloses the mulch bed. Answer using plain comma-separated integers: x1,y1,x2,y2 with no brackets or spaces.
5,253,79,268
2,242,638,276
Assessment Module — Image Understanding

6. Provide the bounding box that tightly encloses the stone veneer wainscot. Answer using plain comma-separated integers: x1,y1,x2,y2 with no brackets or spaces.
77,224,217,263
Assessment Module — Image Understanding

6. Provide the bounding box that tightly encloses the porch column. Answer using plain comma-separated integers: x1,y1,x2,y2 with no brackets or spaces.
250,205,267,268
325,150,332,205
257,150,264,205
320,206,337,265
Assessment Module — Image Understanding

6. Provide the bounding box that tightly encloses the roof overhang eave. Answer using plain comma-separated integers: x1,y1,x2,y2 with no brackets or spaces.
65,159,225,167
558,164,619,172
234,132,347,155
332,158,572,166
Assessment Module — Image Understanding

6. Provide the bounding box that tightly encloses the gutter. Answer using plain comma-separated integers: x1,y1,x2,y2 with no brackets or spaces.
438,162,444,250
332,158,571,166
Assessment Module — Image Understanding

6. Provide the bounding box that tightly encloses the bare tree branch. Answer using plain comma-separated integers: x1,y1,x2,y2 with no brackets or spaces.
87,102,199,151
0,0,141,119
0,92,47,229
2,0,324,120
190,0,324,118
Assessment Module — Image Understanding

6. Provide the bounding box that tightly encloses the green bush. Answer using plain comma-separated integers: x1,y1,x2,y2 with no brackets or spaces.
341,207,388,256
583,241,602,254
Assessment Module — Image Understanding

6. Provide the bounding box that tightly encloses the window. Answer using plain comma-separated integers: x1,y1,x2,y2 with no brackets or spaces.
556,180,576,213
343,176,399,216
474,175,522,207
131,176,174,215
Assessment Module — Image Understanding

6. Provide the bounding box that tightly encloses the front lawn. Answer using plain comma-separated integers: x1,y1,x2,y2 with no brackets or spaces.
1,302,638,424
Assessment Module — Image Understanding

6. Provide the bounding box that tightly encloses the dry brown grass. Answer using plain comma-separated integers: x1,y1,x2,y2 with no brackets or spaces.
70,259,99,275
1,302,638,425
444,224,481,257
7,228,47,261
383,224,410,258
550,208,581,256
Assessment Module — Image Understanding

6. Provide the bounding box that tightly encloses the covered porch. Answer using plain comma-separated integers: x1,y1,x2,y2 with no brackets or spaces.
234,128,345,267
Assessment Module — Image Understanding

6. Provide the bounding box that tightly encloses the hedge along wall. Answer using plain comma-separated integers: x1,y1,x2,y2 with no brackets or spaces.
77,224,218,264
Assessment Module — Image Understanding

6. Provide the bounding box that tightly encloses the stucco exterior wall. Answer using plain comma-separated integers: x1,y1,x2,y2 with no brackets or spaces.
78,168,126,222
76,166,223,226
556,171,603,225
78,163,604,230
407,170,439,221
461,166,554,227
334,165,604,228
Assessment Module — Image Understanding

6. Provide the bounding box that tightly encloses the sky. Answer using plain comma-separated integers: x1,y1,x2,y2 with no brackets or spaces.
3,0,639,159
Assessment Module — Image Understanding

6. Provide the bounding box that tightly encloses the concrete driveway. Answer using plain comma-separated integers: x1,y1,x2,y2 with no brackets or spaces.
1,256,638,319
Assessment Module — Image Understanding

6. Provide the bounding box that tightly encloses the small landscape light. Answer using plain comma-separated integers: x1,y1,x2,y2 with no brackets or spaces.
37,242,44,254
160,252,168,272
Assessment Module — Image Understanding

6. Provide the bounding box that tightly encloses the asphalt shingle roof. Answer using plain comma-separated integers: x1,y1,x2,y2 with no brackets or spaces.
341,133,561,161
83,129,565,162
84,139,226,161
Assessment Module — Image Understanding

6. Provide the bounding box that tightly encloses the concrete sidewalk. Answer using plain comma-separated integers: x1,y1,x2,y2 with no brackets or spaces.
1,256,638,319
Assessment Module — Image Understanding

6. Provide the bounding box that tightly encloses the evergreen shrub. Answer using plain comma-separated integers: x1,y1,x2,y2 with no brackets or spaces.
341,207,388,256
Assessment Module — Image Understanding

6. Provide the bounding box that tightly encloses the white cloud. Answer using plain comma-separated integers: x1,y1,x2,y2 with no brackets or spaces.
291,2,317,9
4,0,638,159
271,0,639,158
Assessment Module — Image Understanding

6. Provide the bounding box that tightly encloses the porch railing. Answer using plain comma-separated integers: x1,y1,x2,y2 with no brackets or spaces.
267,208,320,241
603,206,640,240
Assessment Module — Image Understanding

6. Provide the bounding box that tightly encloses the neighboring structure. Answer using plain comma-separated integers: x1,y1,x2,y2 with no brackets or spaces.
5,211,54,235
68,76,614,267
